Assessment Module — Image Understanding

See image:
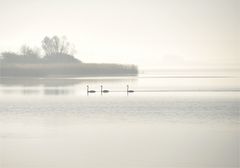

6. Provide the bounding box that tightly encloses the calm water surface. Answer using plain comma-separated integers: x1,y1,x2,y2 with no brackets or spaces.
0,70,239,168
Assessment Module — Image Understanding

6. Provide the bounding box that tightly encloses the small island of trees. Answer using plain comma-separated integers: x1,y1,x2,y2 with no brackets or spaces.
0,36,138,77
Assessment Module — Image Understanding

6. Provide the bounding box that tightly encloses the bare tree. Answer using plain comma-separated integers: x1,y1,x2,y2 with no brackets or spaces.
41,36,72,56
41,36,53,56
21,45,40,58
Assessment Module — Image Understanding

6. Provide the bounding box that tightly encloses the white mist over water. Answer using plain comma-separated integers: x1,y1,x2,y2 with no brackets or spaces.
0,0,239,166
0,69,239,168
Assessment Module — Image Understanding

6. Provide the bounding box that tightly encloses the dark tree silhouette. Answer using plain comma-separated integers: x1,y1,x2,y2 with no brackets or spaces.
21,45,39,57
0,35,138,77
41,36,71,56
41,36,79,63
1,52,21,63
20,45,40,63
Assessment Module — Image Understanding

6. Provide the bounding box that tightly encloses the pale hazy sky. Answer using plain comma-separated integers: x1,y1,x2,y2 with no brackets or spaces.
0,0,239,68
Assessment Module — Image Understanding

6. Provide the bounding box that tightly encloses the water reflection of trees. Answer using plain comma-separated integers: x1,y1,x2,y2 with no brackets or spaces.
44,88,72,95
0,77,137,96
0,77,136,87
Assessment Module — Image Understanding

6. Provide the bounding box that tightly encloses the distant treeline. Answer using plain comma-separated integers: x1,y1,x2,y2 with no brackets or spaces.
0,36,138,77
0,63,138,77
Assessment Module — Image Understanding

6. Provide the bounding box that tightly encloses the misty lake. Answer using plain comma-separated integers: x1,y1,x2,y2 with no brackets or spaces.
0,69,239,168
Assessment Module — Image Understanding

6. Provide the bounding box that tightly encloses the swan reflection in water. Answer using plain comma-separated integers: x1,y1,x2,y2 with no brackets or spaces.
101,85,110,95
87,85,96,95
127,85,134,96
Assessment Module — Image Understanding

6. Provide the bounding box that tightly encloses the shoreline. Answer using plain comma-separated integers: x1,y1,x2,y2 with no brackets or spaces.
0,62,138,77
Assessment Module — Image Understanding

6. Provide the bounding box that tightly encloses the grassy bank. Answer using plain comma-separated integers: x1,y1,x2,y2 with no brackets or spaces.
0,63,138,77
